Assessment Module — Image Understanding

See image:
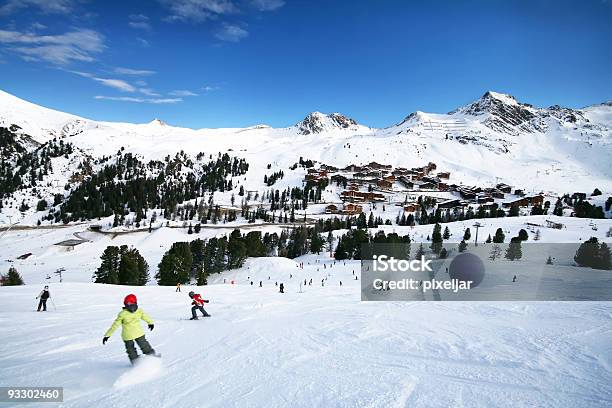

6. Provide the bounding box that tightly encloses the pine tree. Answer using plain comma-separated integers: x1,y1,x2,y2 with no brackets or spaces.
458,240,467,253
442,226,451,239
493,228,505,243
430,223,443,254
489,244,502,261
415,243,426,259
505,237,522,261
118,246,140,285
574,237,599,268
94,246,120,284
463,228,471,241
485,234,492,243
518,228,529,241
439,247,448,259
597,243,611,270
156,242,192,285
4,266,24,285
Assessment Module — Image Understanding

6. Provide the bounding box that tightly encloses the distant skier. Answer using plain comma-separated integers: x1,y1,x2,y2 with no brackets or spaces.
188,291,210,320
102,294,157,364
259,281,262,287
279,283,284,293
176,282,181,292
512,275,517,283
340,281,342,286
36,285,51,311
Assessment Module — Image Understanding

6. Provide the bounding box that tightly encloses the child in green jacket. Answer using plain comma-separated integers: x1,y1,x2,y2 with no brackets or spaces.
103,294,157,364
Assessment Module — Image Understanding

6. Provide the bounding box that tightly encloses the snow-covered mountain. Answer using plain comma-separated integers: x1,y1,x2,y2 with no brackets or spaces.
1,88,611,201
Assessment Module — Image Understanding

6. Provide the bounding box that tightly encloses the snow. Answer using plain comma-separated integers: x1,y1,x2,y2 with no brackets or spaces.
1,266,611,407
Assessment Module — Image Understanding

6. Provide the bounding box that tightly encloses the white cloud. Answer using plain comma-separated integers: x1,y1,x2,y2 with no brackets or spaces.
251,0,285,11
0,0,75,15
128,14,152,30
114,67,156,76
135,37,151,47
0,28,104,65
169,89,199,97
29,22,47,31
202,85,219,92
160,0,238,23
139,88,161,97
215,23,248,42
94,95,182,104
94,78,135,92
70,70,136,92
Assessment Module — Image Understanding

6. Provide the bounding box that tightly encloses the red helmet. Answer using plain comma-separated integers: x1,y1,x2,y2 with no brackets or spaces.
123,294,137,305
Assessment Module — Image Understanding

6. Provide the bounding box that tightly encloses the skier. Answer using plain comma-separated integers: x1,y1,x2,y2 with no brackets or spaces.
340,281,342,286
36,285,51,311
279,283,284,293
259,281,262,287
176,282,181,292
102,294,157,364
188,291,210,320
512,275,517,283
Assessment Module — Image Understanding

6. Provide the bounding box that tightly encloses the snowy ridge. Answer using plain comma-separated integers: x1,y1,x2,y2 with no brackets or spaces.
0,89,611,199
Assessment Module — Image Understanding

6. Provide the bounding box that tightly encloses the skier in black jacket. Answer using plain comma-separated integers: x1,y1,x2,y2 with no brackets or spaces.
36,286,51,311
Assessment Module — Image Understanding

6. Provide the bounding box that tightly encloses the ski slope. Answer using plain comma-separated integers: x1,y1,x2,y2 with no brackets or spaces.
1,260,611,408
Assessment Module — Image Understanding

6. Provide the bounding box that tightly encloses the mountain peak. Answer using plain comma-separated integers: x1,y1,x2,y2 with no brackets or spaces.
481,91,519,106
149,118,167,126
296,112,359,135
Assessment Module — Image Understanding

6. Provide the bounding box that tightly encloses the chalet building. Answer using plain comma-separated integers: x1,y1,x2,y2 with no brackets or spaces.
331,174,348,184
342,164,366,173
340,190,385,202
348,183,359,191
459,189,477,200
418,182,436,190
502,198,530,208
342,203,363,215
514,189,525,196
527,195,544,206
365,170,384,178
325,204,339,214
353,172,367,179
377,179,393,190
392,168,410,176
437,172,450,179
383,175,396,183
422,176,441,184
366,161,392,170
437,182,449,191
438,199,462,209
404,203,419,212
477,195,494,204
320,164,338,172
546,220,564,229
398,176,414,189
496,183,512,194
491,190,505,199
305,173,328,182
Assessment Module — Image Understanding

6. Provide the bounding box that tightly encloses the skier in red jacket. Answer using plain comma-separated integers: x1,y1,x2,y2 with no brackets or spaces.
188,291,211,320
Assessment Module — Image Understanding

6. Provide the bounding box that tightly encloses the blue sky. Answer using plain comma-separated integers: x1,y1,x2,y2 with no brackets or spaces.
0,0,610,128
